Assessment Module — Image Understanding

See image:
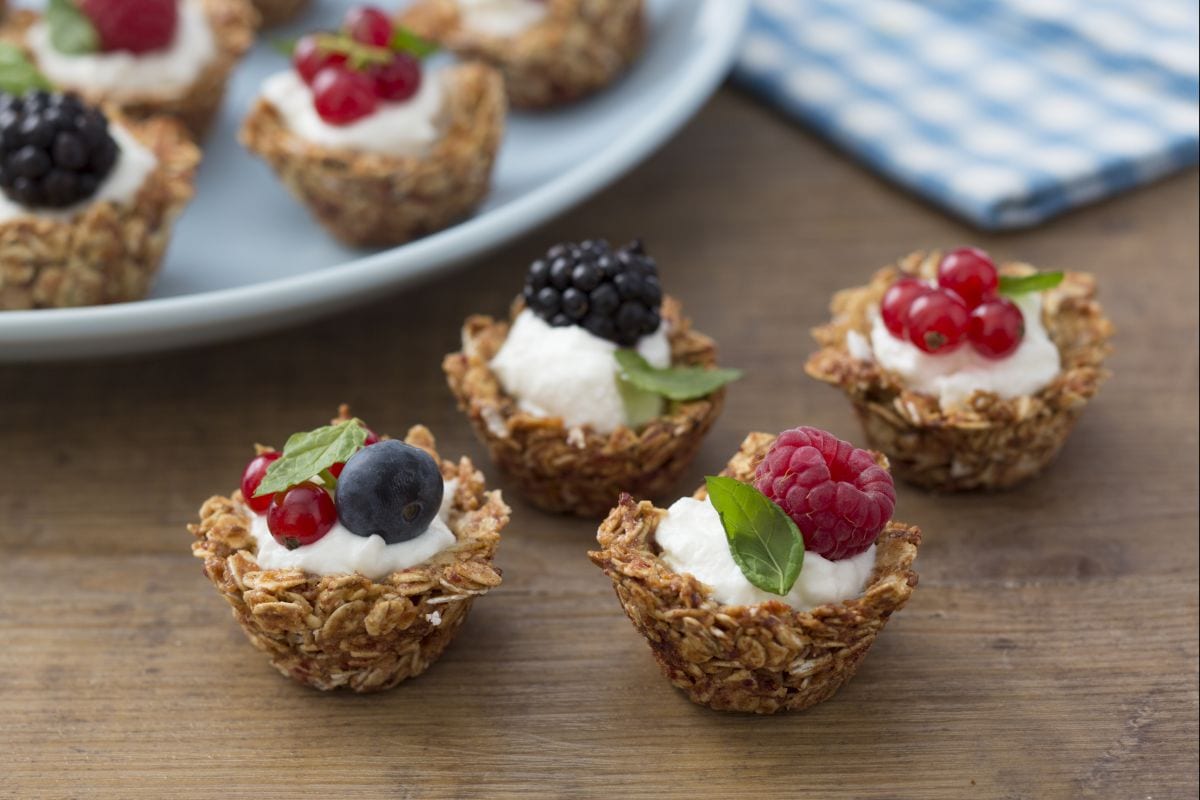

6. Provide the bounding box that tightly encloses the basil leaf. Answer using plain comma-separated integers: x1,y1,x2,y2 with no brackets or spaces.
614,350,741,401
705,476,804,596
47,0,99,55
254,419,368,497
0,44,51,94
390,27,438,59
999,271,1064,295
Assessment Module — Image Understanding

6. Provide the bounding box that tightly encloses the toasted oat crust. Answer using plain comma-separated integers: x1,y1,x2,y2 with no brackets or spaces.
250,0,308,28
443,296,726,517
189,423,509,693
240,62,505,248
806,251,1114,491
0,113,199,310
589,432,920,714
400,0,643,109
2,0,258,138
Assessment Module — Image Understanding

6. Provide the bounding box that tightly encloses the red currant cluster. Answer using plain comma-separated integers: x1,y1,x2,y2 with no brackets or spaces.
292,6,423,126
75,0,177,54
881,247,1025,359
240,427,380,550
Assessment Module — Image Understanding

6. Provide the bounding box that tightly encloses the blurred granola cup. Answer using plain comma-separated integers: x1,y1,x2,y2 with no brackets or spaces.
0,113,199,310
806,251,1114,491
251,0,308,28
189,425,508,693
443,296,725,518
400,0,643,109
1,0,258,139
589,432,921,714
240,62,504,248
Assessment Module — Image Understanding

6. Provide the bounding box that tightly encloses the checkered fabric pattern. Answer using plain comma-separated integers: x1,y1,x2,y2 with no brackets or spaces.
735,0,1200,229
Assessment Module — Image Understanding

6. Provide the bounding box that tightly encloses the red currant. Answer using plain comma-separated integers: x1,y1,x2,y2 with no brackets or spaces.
267,482,337,550
907,289,969,354
292,34,347,85
329,427,381,477
880,277,932,338
79,0,177,54
344,6,393,47
312,66,378,125
241,451,281,514
968,298,1025,359
937,247,999,309
370,53,422,102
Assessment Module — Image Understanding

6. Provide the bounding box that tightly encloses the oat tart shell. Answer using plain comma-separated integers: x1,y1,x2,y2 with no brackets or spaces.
2,0,258,139
0,113,199,310
443,296,726,518
589,432,920,714
250,0,308,28
240,62,505,248
400,0,643,109
806,251,1115,492
189,424,509,693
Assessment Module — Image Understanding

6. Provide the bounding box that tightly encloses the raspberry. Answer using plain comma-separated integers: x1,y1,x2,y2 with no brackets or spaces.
79,0,178,54
753,427,895,560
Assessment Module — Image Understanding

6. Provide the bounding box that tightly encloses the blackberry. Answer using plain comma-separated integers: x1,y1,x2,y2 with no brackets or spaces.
523,238,663,347
0,90,119,209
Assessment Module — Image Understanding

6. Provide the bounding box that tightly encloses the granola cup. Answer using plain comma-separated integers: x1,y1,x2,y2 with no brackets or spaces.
189,425,509,693
0,113,200,310
806,251,1114,491
400,0,643,109
589,432,920,714
444,296,726,518
2,0,258,139
251,0,308,28
240,62,504,247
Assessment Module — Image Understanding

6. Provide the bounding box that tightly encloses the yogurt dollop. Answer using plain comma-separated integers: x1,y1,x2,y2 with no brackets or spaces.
27,0,216,102
457,0,548,37
861,292,1061,410
489,309,671,434
249,479,459,579
260,68,444,157
655,496,877,609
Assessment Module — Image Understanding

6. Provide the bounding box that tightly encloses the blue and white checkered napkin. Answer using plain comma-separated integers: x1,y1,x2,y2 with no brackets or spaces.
734,0,1200,229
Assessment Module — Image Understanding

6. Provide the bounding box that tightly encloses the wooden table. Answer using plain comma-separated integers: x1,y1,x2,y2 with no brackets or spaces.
2,90,1197,800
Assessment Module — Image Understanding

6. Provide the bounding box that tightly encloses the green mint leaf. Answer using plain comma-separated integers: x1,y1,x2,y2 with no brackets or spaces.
271,37,298,57
614,350,741,402
254,419,368,497
999,271,1064,296
706,476,805,597
0,43,51,94
47,0,99,55
390,27,438,59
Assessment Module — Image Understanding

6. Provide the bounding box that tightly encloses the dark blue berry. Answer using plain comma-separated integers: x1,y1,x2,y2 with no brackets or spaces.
561,287,588,319
335,440,444,545
528,258,549,289
589,283,619,315
571,262,600,291
534,286,560,314
549,257,572,289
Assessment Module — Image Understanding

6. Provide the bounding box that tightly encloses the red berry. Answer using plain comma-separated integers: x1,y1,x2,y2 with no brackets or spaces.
267,482,337,550
329,427,381,477
293,34,347,85
240,451,281,514
937,247,999,309
79,0,177,54
880,277,932,338
754,426,895,560
370,53,422,101
907,289,969,354
968,298,1025,359
312,66,377,125
344,6,393,46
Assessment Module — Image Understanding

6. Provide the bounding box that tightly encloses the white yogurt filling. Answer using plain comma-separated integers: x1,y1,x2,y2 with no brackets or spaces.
0,123,157,223
489,309,671,434
853,291,1061,410
655,496,876,610
457,0,548,38
249,479,459,580
259,68,444,157
27,0,216,102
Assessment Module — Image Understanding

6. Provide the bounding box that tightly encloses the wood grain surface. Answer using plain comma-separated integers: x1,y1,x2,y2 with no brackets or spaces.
1,90,1197,800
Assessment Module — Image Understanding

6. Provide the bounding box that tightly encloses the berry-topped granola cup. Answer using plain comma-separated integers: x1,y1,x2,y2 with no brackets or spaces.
589,427,921,714
240,6,505,248
444,238,738,517
189,407,509,692
807,249,1114,491
400,0,644,109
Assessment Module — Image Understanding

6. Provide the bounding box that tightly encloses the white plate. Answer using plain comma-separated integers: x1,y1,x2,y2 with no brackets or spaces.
0,0,748,361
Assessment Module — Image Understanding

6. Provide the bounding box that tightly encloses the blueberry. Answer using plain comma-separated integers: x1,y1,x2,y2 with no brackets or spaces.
335,440,444,544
